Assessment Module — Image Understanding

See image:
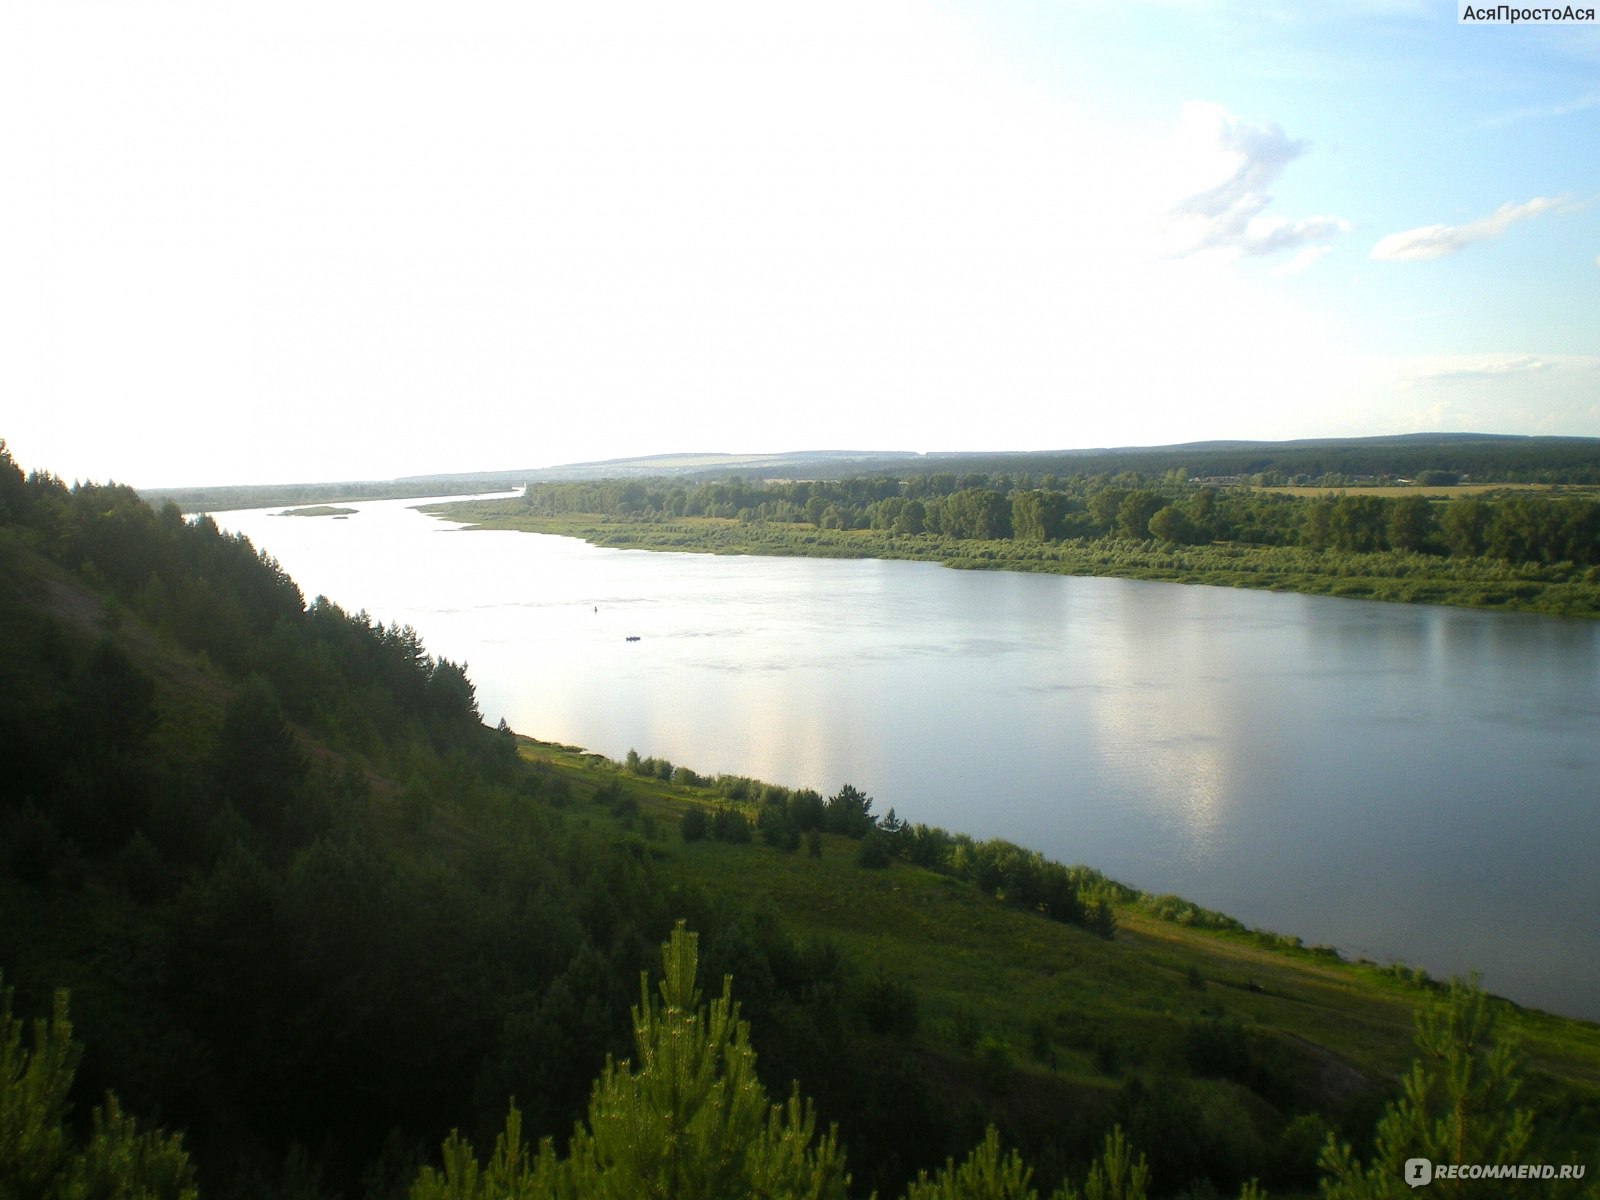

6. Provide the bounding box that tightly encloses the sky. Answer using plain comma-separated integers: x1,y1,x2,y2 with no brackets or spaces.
2,1,1598,488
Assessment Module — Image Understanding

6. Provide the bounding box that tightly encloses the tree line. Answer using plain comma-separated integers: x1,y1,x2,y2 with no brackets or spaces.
514,473,1600,569
644,763,1122,938
772,435,1600,487
523,437,1600,491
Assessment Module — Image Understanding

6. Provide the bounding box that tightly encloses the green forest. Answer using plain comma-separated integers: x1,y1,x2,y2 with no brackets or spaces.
431,445,1600,616
4,438,1600,1200
763,435,1600,488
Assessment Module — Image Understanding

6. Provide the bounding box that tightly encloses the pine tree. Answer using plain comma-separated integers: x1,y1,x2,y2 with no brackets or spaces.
1318,979,1538,1200
1057,1126,1150,1200
408,923,851,1200
903,1126,1036,1200
0,975,197,1200
567,922,849,1198
905,1123,1156,1200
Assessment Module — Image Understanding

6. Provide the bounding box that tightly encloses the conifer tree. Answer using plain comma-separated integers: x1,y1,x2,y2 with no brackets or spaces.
1318,979,1541,1200
408,923,851,1200
905,1123,1155,1200
567,922,849,1198
903,1126,1036,1200
1059,1126,1151,1200
0,976,197,1200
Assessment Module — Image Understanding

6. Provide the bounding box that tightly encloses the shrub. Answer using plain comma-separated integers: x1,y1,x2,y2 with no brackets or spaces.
855,832,891,869
857,973,919,1038
680,808,708,842
710,807,752,844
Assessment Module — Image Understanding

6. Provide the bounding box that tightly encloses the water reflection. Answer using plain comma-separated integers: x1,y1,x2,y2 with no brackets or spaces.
1067,585,1240,870
213,498,1600,1019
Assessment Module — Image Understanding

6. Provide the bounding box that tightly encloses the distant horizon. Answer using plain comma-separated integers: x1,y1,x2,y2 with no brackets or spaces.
86,429,1600,495
4,4,1597,494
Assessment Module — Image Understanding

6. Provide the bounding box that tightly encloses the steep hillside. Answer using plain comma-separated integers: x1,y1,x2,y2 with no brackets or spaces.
3,441,1597,1200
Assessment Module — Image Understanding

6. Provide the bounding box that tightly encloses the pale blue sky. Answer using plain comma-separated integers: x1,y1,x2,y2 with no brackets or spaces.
2,1,1596,486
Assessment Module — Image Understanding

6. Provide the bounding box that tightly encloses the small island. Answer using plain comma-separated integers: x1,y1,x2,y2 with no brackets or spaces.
278,504,359,518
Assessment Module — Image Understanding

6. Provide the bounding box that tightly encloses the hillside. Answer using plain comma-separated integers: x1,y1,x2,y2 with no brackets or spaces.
4,440,1599,1200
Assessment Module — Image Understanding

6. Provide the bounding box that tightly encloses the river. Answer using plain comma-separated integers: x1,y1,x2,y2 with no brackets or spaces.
213,495,1600,1020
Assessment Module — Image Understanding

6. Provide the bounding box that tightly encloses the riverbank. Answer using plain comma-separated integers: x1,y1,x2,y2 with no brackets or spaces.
424,501,1600,617
515,735,1600,1092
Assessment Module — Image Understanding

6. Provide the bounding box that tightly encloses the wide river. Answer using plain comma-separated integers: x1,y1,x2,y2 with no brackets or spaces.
215,495,1600,1020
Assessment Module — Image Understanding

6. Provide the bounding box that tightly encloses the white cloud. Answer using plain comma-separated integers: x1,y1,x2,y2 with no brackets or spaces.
1331,354,1600,437
1407,354,1553,383
1370,196,1570,261
1161,103,1350,260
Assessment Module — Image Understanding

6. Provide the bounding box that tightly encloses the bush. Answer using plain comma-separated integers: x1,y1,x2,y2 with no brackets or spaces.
855,832,891,869
788,789,826,832
710,807,752,844
680,808,708,842
975,1035,1014,1092
758,806,800,852
1182,1016,1251,1080
857,973,919,1037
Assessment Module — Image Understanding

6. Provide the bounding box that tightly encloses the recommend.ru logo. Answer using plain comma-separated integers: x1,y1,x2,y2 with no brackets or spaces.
1404,1159,1587,1187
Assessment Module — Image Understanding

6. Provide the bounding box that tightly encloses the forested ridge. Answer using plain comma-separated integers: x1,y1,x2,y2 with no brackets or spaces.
798,434,1600,488
4,439,1600,1200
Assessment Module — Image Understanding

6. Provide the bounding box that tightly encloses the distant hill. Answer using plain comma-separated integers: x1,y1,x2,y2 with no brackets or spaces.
136,433,1600,512
398,448,922,485
499,434,1600,486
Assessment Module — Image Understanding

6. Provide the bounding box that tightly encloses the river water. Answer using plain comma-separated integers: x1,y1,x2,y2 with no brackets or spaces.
214,496,1600,1020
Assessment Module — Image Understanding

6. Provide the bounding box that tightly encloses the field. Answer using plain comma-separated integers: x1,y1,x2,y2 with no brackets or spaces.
1258,483,1600,498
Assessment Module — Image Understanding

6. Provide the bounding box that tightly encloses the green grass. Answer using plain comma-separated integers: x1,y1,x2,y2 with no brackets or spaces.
1261,484,1600,498
514,738,1600,1112
278,504,359,517
423,503,1600,617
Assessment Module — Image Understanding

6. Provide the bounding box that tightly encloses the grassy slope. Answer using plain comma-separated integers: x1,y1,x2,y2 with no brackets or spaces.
516,739,1600,1113
424,504,1600,617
